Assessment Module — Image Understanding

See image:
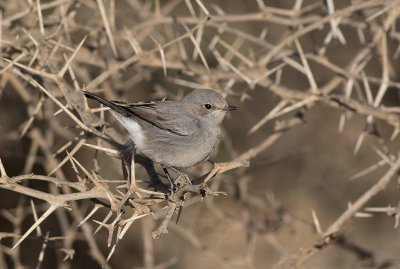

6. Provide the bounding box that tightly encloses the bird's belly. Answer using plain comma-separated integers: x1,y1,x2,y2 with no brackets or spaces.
138,127,220,168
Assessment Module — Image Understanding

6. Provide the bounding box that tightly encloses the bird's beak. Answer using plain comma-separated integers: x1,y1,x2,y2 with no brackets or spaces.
223,105,238,111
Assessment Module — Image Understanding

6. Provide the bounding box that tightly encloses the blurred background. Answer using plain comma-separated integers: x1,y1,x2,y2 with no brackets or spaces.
1,0,400,268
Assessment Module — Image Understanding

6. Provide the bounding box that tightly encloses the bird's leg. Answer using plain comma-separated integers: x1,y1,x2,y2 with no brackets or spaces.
175,193,187,224
136,155,163,186
168,166,192,186
161,166,175,195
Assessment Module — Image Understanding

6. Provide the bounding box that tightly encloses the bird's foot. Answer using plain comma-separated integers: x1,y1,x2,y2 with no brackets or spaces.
167,166,192,186
175,172,192,188
161,166,192,200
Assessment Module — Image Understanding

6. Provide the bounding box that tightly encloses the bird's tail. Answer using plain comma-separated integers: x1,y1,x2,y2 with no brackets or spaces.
83,91,130,116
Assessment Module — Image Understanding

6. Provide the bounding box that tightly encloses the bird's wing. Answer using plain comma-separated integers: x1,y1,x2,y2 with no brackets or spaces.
83,91,192,136
122,101,194,136
83,91,193,136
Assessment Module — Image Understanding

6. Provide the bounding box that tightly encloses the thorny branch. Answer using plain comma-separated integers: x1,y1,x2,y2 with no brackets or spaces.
1,0,400,268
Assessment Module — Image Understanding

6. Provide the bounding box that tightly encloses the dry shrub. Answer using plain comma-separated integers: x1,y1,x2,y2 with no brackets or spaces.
1,0,400,268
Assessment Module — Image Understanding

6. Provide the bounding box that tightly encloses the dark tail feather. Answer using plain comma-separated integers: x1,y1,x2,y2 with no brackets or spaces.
83,91,130,116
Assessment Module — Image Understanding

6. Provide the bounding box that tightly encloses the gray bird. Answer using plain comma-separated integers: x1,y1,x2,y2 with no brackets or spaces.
83,89,237,168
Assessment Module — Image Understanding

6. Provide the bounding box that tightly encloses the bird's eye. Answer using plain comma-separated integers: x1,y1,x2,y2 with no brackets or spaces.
203,104,212,110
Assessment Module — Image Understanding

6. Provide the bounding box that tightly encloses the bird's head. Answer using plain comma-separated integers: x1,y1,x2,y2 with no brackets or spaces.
182,89,237,125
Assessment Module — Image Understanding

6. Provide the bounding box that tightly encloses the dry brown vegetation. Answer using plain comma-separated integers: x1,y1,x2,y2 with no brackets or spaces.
1,0,400,268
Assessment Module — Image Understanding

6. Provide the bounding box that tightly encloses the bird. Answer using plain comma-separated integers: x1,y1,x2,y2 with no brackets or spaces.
83,89,237,169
